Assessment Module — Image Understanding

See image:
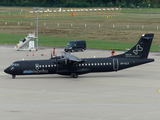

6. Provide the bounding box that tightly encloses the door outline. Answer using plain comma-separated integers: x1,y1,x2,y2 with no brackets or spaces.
113,59,119,71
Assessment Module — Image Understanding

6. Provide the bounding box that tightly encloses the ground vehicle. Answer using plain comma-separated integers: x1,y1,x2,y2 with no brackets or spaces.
64,40,86,52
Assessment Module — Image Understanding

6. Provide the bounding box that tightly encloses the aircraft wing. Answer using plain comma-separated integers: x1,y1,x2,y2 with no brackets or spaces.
61,52,83,62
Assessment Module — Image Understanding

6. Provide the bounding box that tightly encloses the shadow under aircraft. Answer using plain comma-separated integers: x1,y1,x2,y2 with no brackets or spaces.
4,33,154,78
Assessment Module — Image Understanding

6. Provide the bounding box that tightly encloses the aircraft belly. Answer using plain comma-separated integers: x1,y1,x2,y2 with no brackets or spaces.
57,67,90,75
74,68,90,74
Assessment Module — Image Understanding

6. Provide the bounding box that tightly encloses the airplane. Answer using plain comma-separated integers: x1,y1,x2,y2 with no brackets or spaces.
4,33,154,79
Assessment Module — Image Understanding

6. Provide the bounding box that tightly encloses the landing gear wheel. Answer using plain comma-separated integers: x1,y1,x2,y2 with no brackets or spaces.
71,73,78,78
71,50,74,52
12,75,16,79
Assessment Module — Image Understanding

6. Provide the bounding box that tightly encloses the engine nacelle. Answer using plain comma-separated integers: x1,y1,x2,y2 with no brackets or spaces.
56,58,68,65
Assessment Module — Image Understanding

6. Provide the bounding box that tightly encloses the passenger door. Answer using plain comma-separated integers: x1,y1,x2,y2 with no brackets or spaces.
113,59,119,71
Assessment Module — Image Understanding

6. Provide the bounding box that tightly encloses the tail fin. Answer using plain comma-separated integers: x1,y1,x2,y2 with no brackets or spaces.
116,33,154,58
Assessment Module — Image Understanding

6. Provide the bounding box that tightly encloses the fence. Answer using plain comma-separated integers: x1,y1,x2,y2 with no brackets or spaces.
1,22,160,31
25,7,121,18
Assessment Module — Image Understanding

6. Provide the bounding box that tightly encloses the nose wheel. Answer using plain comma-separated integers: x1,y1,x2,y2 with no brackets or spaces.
12,75,16,79
71,73,78,78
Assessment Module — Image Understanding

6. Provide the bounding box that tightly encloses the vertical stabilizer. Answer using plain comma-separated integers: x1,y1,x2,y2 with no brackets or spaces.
116,33,154,58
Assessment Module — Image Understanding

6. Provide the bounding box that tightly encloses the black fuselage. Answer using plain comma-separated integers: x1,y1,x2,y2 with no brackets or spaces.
4,57,154,77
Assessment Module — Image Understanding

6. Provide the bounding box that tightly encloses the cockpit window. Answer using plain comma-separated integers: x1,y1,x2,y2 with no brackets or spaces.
11,63,20,67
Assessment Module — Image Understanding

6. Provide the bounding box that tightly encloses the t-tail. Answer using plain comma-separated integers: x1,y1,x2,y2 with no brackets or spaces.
115,33,154,59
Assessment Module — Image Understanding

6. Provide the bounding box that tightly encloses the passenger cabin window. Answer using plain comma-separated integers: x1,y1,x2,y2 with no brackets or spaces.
73,62,111,67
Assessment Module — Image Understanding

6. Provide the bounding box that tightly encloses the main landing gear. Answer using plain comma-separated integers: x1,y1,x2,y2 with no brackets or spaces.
71,73,78,78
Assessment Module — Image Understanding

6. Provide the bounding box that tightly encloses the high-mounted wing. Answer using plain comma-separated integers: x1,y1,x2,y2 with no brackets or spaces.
61,52,82,62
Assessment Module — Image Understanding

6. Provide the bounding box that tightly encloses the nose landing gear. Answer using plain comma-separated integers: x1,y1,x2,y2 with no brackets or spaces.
12,75,16,79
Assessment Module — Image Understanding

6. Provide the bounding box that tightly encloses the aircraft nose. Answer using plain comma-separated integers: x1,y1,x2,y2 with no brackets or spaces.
4,67,9,74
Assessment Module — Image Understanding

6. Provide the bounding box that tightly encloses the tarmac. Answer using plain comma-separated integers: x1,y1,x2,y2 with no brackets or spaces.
0,44,160,120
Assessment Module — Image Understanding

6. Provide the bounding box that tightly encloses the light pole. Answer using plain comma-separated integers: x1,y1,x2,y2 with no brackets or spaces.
33,7,43,51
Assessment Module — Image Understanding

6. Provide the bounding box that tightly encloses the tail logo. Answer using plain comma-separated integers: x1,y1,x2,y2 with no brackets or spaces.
133,44,143,55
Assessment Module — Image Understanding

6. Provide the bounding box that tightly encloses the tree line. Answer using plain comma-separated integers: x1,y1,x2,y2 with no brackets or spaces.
0,0,159,8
